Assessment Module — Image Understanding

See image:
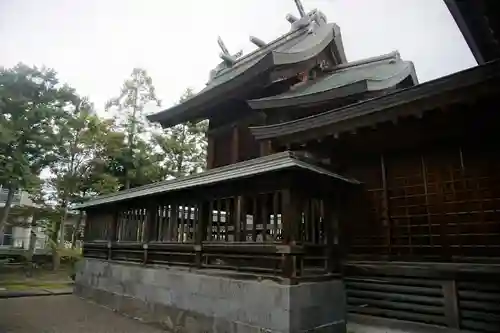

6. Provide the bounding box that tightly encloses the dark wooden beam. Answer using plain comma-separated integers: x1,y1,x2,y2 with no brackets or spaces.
380,154,391,255
207,135,215,169
231,126,239,164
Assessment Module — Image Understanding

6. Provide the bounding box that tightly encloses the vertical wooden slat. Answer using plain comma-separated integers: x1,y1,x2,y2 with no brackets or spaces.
216,199,222,241
83,211,92,241
144,205,154,243
170,204,178,242
380,153,391,254
311,200,318,244
273,192,279,241
240,196,247,241
196,202,208,243
109,208,118,243
443,280,460,329
136,208,141,242
180,204,185,242
120,210,125,241
195,203,205,268
160,205,166,241
252,196,258,242
320,199,326,245
225,198,231,241
304,200,310,243
191,205,196,242
207,201,213,241
141,208,146,242
235,196,242,241
262,194,268,242
136,208,140,241
115,212,120,241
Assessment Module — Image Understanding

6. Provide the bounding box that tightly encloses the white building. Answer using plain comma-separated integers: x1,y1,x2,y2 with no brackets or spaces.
0,187,48,252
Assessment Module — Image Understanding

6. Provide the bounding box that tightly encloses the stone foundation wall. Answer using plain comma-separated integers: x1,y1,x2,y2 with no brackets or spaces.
74,258,346,333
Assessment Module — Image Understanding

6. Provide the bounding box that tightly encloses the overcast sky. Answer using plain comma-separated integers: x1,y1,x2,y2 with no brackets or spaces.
0,0,477,114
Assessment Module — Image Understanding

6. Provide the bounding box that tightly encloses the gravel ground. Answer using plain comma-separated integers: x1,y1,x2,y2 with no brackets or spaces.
0,295,166,333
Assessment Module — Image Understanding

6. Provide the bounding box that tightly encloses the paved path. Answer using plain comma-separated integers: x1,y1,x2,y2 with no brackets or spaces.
0,295,165,333
0,294,416,333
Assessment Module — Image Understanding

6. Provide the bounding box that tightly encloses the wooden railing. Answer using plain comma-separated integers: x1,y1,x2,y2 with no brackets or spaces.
83,172,343,283
83,241,337,283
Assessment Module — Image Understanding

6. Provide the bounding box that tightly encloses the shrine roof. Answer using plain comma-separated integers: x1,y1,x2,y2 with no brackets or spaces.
247,52,417,110
250,59,500,141
147,6,346,128
74,151,360,210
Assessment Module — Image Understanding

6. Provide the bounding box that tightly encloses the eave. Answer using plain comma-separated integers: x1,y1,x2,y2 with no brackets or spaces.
249,59,500,142
445,0,499,64
247,53,417,110
74,151,360,210
147,23,343,128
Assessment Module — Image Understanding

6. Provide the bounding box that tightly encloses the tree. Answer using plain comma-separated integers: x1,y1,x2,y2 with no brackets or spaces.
153,88,208,178
0,63,65,233
105,68,161,189
46,97,122,268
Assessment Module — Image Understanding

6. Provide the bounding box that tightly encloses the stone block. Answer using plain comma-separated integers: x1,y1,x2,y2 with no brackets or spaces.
75,259,347,333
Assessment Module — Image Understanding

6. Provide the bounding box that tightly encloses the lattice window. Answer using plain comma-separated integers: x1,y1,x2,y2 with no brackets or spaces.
155,203,199,243
204,191,283,243
117,207,147,242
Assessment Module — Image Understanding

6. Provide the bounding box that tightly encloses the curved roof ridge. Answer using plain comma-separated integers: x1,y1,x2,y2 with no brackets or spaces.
331,51,401,72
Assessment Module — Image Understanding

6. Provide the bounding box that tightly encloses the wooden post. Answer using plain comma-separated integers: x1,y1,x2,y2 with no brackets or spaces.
380,154,391,254
282,188,300,244
231,125,239,164
195,202,208,268
144,203,156,243
324,195,338,273
259,140,273,156
207,135,215,169
109,207,119,242
83,211,92,242
281,188,301,278
235,196,243,241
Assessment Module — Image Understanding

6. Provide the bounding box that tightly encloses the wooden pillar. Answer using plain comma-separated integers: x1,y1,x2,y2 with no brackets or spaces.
195,201,209,268
144,203,157,243
108,208,119,243
259,140,273,156
281,188,300,244
324,194,339,273
380,154,391,254
235,196,243,241
207,135,215,169
231,125,239,164
281,188,301,279
83,210,91,242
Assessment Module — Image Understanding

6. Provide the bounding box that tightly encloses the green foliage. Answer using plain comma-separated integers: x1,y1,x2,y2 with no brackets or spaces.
153,88,208,178
1,63,209,263
105,68,162,189
0,63,69,232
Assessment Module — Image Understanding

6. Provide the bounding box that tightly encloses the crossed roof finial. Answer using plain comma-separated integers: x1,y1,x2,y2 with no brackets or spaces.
294,0,306,17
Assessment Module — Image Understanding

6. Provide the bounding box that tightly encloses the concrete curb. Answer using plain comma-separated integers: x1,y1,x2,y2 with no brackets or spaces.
0,287,73,299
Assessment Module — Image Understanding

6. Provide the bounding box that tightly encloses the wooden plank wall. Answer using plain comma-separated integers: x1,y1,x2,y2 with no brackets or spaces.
344,142,500,259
